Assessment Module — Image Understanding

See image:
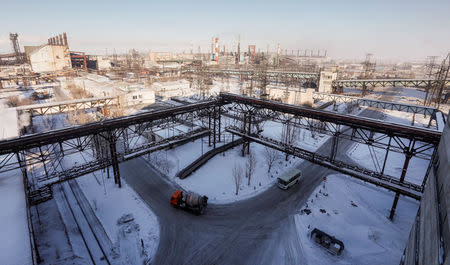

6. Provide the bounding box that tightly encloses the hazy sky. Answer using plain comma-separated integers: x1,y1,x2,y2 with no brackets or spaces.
1,0,449,61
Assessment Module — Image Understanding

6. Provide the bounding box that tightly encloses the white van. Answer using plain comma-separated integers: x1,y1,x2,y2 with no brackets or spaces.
277,168,302,190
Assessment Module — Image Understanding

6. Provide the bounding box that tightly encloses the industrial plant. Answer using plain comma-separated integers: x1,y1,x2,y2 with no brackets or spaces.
0,1,449,265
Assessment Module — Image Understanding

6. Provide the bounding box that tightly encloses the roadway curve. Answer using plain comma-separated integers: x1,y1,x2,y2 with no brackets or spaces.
121,105,386,265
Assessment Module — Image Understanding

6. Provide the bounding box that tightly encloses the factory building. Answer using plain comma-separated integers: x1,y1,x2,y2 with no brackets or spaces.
318,70,338,93
24,33,72,73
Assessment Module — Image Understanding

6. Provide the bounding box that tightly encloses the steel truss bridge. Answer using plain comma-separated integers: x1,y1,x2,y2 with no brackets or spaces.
16,96,119,116
183,68,319,82
332,78,450,94
0,93,442,218
312,92,441,129
0,74,58,87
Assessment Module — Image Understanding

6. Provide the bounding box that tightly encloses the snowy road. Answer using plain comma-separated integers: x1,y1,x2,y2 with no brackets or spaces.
120,107,385,265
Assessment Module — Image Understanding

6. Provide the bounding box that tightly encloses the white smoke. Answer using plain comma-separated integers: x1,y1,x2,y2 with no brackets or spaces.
18,111,31,129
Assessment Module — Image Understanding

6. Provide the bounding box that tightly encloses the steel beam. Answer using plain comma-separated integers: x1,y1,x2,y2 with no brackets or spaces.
0,100,215,155
219,92,441,145
226,126,422,199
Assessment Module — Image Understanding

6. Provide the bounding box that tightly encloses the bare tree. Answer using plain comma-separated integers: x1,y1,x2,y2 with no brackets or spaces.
159,156,172,176
281,121,299,145
66,110,95,125
67,83,93,99
232,163,243,195
7,96,33,107
245,152,256,185
264,146,279,173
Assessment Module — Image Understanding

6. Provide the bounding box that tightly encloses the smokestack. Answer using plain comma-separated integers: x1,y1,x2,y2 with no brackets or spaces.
48,38,51,45
59,34,63,46
211,37,214,61
215,37,219,62
63,32,68,46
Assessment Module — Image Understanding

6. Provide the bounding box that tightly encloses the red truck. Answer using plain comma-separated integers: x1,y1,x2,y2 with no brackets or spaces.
170,190,208,215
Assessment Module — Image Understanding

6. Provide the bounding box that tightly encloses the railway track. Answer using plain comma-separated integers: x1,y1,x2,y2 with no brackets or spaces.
58,181,112,265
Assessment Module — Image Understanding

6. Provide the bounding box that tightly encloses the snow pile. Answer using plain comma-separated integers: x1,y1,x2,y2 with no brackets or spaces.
77,172,159,263
295,174,418,265
76,172,160,264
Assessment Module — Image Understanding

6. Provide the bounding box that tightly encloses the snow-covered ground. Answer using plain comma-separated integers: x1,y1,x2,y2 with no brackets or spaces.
347,142,429,185
24,85,161,264
0,169,32,265
262,120,329,152
2,79,437,264
147,118,330,203
295,174,418,265
0,101,32,265
383,109,430,128
174,142,303,203
346,87,434,185
76,171,160,264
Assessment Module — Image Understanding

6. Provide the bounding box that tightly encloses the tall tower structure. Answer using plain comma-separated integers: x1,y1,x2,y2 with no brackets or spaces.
236,35,240,64
248,45,256,64
9,33,21,56
276,43,281,65
362,53,376,79
211,37,214,61
425,56,438,78
9,33,25,63
215,37,219,62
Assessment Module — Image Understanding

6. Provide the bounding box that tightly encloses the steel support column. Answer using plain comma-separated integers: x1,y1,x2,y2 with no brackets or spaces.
381,137,392,175
213,107,217,149
208,112,212,146
218,106,222,142
38,146,49,179
59,142,64,157
330,133,339,161
241,114,247,156
389,153,412,220
16,152,29,186
247,112,252,154
108,134,121,188
362,82,367,97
